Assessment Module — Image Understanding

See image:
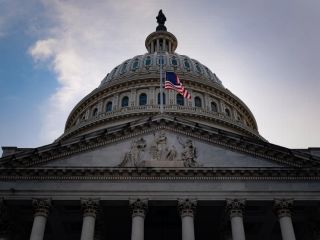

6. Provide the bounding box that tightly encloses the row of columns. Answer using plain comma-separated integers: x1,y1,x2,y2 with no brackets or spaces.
0,198,298,240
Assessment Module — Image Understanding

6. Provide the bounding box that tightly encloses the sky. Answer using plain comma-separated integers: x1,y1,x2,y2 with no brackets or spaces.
0,0,319,152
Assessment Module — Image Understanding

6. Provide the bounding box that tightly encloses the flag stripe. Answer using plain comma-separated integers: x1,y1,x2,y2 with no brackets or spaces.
164,72,191,99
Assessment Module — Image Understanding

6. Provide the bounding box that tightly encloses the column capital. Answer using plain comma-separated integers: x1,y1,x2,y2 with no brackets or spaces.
130,199,148,218
226,199,245,218
273,199,294,218
32,198,51,217
81,198,99,218
178,198,197,217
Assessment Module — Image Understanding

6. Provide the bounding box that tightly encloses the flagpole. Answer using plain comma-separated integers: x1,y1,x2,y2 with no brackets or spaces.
160,54,164,114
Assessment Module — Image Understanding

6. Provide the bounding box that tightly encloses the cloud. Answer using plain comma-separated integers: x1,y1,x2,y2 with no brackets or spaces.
28,0,157,143
26,0,320,148
29,39,56,61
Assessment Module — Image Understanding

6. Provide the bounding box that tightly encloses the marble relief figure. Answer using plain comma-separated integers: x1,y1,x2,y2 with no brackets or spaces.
119,132,198,167
178,137,199,167
119,138,146,167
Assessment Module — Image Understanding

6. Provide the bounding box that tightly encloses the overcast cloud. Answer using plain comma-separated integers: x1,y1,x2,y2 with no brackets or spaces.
1,0,319,148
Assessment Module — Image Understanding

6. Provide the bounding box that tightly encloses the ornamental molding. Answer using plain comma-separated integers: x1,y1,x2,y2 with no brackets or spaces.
0,167,319,181
81,198,99,217
273,199,294,218
178,198,197,217
32,198,51,217
1,116,319,168
226,198,246,218
129,198,148,218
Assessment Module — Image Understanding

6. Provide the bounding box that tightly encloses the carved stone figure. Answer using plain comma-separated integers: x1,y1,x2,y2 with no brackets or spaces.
178,137,199,167
150,131,177,161
119,138,146,167
166,145,177,161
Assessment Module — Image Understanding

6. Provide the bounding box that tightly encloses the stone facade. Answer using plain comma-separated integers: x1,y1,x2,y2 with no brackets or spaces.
0,10,320,240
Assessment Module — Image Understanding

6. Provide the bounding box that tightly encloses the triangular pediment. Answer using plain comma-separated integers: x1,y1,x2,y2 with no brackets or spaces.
44,130,283,168
1,115,319,168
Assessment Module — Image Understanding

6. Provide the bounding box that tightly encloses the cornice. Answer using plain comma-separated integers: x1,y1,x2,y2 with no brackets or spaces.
0,167,319,181
1,115,319,168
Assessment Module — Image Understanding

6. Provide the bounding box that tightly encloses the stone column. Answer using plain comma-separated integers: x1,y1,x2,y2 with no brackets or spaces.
156,39,160,52
274,199,296,240
178,199,197,240
226,199,246,240
30,199,51,240
80,199,99,240
130,199,148,240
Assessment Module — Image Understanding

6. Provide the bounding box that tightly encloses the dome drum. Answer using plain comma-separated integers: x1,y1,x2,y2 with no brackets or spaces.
145,31,178,54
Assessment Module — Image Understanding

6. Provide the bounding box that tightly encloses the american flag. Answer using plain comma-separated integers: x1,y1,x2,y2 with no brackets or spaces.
165,72,191,99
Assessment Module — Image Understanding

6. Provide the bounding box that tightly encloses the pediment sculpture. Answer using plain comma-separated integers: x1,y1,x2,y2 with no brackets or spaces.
119,131,199,167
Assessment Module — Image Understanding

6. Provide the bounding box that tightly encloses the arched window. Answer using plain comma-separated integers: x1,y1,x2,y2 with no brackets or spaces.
132,59,139,70
121,96,129,107
184,59,190,70
211,102,217,112
106,102,112,112
157,56,165,65
139,93,147,106
194,97,202,107
92,108,98,117
195,63,202,73
120,62,127,74
145,56,151,66
157,93,166,105
176,94,184,106
225,108,231,117
171,57,178,66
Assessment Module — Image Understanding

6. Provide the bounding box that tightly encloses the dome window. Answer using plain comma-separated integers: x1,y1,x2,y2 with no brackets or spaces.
171,57,178,66
225,108,231,117
132,59,139,70
195,63,202,74
184,59,190,70
176,94,184,106
157,93,166,105
211,102,217,112
106,102,113,112
92,108,98,117
139,93,147,106
121,96,129,107
145,56,152,66
120,62,128,74
157,56,165,65
194,97,202,107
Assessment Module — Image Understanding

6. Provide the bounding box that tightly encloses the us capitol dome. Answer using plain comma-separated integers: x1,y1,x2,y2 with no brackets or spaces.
1,10,320,240
60,10,263,142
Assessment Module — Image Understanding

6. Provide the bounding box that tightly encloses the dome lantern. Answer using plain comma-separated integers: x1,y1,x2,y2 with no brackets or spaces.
145,10,178,54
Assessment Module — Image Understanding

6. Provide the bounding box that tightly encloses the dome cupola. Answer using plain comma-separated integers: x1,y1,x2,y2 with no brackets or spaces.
145,10,178,54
